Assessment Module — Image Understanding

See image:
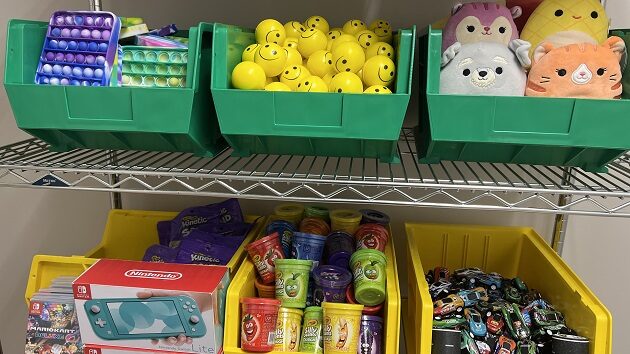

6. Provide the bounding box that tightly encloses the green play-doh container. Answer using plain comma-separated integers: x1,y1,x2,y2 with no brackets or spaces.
350,249,387,307
275,259,313,308
300,306,324,354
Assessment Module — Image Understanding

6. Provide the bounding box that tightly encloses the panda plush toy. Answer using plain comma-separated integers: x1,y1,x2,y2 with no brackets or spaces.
440,40,531,96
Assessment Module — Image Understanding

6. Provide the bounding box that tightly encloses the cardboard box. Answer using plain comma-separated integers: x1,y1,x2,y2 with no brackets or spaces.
74,259,229,354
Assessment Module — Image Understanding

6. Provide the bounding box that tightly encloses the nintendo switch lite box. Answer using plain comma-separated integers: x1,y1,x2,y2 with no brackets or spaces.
73,259,229,354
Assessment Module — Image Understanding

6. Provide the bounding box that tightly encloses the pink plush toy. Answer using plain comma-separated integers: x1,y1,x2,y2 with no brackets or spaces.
442,2,523,52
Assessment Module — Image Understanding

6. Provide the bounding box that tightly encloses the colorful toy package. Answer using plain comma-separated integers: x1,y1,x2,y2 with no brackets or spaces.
74,259,230,354
35,11,121,86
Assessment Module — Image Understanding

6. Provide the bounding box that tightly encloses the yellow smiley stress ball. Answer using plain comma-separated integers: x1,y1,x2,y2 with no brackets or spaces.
279,64,311,91
304,15,330,33
362,55,396,87
242,43,260,62
354,29,378,50
369,19,391,31
284,47,303,67
521,0,609,57
265,82,292,91
232,61,266,90
254,43,288,77
330,34,358,52
298,28,328,58
364,85,392,94
329,72,363,93
332,41,365,73
342,19,367,36
284,21,306,39
306,50,334,77
366,42,395,60
255,19,286,45
296,75,329,92
373,26,393,44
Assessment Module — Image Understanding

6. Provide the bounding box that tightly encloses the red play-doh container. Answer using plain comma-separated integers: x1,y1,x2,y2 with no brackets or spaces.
354,223,389,252
240,297,281,352
245,232,285,284
346,285,384,316
255,277,276,298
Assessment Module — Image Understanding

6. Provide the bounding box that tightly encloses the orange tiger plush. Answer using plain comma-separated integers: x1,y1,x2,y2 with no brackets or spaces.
526,37,625,99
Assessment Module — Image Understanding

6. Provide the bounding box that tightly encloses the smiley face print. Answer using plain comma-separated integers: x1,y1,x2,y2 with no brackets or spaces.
362,55,396,87
355,29,377,49
280,65,311,90
254,43,288,77
332,42,365,73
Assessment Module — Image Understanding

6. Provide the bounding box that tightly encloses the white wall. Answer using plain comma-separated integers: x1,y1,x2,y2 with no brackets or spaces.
0,0,628,353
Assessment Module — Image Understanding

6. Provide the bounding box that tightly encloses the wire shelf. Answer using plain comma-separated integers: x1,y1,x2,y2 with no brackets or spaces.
1,129,629,217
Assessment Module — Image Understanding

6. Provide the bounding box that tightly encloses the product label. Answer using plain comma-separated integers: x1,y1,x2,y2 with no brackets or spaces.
252,248,282,280
300,318,323,353
274,317,301,352
323,314,359,353
241,311,277,348
275,271,306,305
356,232,384,251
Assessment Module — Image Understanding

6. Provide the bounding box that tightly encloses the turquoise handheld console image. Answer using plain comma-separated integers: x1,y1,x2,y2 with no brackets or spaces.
84,295,207,340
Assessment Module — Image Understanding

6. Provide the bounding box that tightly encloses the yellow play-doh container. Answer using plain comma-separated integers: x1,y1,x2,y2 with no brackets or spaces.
330,209,362,234
273,203,305,226
322,302,364,354
275,307,303,352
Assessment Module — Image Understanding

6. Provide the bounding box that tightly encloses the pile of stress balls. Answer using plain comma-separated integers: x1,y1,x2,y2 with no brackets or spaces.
428,267,587,353
240,204,391,353
231,17,397,94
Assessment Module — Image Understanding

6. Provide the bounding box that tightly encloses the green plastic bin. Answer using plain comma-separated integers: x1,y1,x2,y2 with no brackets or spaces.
210,23,416,163
4,20,225,156
417,26,630,172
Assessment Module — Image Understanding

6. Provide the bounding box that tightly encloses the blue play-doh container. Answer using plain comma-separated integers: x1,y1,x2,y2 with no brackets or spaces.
324,231,354,270
291,232,327,266
266,220,297,258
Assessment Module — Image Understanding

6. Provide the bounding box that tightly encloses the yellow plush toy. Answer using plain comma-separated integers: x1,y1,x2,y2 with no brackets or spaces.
521,0,609,57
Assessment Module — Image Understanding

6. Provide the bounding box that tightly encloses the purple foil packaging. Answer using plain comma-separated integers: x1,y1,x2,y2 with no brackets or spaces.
175,238,240,265
168,199,244,247
142,244,179,263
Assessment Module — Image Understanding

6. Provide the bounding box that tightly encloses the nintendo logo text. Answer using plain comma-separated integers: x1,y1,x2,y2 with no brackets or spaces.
124,269,183,280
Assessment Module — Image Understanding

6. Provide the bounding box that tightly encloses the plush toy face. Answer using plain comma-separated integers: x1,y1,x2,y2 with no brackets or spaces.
526,37,625,99
521,0,609,57
442,2,521,52
440,40,531,96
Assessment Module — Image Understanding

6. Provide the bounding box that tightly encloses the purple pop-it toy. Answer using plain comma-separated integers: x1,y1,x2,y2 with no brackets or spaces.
36,11,121,86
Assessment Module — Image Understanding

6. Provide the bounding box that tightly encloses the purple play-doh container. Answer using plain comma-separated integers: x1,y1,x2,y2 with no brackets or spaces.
312,265,352,306
324,231,354,270
359,315,384,354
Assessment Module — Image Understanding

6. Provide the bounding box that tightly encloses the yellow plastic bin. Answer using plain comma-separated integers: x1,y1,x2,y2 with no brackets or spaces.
25,209,264,304
24,255,96,304
404,223,612,354
223,225,401,354
85,209,264,276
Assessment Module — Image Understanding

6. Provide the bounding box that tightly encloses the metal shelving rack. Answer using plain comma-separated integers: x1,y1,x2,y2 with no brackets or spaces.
2,129,630,219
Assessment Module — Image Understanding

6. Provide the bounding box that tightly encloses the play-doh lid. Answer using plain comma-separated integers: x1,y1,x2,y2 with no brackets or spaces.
278,307,304,316
312,265,353,288
240,297,281,306
350,249,387,265
330,209,362,222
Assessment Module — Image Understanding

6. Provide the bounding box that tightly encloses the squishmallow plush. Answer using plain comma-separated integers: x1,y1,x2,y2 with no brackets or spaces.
440,39,531,96
526,37,625,99
507,0,544,30
442,2,522,52
521,0,610,57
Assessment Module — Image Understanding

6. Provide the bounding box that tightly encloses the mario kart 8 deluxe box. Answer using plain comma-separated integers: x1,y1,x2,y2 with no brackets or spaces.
73,259,229,354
